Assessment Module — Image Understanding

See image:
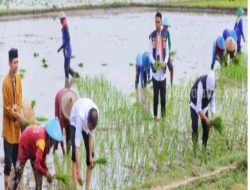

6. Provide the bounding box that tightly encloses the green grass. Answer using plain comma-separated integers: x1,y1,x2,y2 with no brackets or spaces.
159,0,247,9
0,0,246,17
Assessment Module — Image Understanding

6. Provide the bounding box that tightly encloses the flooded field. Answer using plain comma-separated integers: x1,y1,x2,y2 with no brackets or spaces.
0,8,248,189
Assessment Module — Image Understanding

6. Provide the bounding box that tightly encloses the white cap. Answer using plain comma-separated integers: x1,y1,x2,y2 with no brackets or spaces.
206,70,215,91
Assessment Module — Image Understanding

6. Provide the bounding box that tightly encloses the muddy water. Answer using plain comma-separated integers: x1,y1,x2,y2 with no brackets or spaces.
0,8,248,189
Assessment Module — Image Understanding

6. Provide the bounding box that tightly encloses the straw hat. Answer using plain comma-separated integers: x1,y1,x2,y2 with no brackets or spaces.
60,89,78,120
22,99,35,122
60,11,66,20
225,37,237,52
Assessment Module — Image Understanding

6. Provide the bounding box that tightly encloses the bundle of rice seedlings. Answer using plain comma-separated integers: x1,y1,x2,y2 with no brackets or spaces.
22,119,38,128
54,172,71,185
170,50,177,57
36,116,48,122
94,157,107,166
153,60,162,71
31,100,36,109
211,116,224,134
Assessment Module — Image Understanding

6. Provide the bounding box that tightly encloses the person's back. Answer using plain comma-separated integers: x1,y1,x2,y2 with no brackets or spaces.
19,125,46,159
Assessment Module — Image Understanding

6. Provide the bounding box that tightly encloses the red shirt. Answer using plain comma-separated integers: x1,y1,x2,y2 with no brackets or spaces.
55,88,69,128
18,125,48,175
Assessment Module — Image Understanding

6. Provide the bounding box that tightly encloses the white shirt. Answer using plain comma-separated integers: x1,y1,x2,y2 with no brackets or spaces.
149,31,169,81
190,81,216,114
70,98,99,147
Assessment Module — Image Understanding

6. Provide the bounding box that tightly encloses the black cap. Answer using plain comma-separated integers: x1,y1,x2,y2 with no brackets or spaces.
9,48,18,60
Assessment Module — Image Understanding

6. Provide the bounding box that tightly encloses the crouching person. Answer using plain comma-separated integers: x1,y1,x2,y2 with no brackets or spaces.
12,118,63,190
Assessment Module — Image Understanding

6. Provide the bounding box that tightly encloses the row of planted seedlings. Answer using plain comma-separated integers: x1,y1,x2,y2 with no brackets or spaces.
50,53,247,189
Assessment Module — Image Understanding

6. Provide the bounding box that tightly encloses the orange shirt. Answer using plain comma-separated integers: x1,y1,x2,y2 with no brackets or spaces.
2,73,22,144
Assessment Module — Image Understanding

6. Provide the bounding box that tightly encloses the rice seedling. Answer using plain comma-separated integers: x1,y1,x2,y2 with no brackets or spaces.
42,58,48,68
129,63,134,67
153,60,162,71
95,157,108,165
78,62,84,68
71,55,75,59
101,63,107,66
31,100,36,109
54,173,71,185
170,50,177,57
211,116,224,135
33,52,39,58
35,116,48,122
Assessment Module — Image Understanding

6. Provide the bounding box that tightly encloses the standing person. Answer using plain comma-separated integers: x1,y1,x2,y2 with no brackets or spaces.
70,98,99,190
54,88,78,155
135,51,151,89
211,36,225,70
57,12,79,79
149,12,169,119
162,17,174,85
234,8,245,53
190,70,216,160
2,48,23,190
12,118,63,190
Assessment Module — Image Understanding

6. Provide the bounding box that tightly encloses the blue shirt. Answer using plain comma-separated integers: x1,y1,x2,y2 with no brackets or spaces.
60,25,72,59
234,18,245,44
136,51,151,88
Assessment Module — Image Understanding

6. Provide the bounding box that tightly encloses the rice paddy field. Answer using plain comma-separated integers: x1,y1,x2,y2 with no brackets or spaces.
0,0,247,11
0,3,248,190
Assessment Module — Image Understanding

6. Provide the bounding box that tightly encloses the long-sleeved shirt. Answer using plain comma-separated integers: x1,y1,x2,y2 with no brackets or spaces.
70,98,99,147
211,41,225,69
59,25,72,59
55,88,69,128
190,81,215,114
2,73,22,144
18,125,48,175
149,30,169,81
234,17,245,45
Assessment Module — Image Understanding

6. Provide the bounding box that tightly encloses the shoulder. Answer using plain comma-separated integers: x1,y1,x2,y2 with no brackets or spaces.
149,30,156,39
2,75,10,88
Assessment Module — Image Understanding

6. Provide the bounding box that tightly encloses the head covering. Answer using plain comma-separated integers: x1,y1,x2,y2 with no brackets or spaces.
225,37,237,52
215,36,225,60
163,17,170,26
60,11,66,20
60,89,78,120
229,30,237,42
222,29,230,40
206,70,216,91
45,117,63,142
236,8,244,17
9,48,18,60
216,36,225,50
